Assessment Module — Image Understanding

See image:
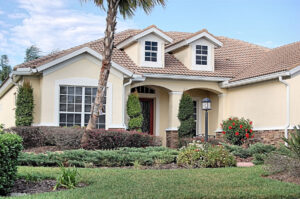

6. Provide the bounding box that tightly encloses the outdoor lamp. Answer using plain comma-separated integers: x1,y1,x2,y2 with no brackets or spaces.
202,98,212,142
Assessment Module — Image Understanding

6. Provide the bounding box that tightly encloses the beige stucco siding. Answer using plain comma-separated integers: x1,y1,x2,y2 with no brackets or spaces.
0,85,17,127
226,79,286,128
39,54,124,127
287,73,300,127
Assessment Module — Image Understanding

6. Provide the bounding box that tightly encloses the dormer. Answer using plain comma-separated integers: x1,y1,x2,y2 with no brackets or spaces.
117,25,173,68
166,29,222,72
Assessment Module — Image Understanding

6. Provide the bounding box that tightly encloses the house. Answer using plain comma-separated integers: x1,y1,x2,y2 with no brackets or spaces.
0,25,300,146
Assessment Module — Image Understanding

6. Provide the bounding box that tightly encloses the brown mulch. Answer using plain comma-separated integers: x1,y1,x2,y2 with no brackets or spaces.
8,179,86,196
235,156,254,163
22,146,62,154
265,172,300,185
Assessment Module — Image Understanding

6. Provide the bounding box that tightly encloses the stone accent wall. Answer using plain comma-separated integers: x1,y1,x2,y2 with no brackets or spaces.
216,129,292,146
166,130,179,148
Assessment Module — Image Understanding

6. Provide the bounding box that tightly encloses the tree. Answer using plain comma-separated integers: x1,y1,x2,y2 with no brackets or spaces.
24,45,41,62
15,81,34,126
127,92,143,131
80,0,166,144
178,93,196,138
0,55,12,83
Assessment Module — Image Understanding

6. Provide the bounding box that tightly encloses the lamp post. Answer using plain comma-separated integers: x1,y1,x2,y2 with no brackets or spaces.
202,98,211,142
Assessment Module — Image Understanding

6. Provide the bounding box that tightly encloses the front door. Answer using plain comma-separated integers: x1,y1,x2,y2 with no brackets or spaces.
139,98,154,135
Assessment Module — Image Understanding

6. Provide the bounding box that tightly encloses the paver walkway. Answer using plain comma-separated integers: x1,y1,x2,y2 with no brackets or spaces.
237,162,255,167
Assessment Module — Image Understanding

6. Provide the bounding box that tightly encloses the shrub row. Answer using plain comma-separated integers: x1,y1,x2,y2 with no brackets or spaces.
0,133,23,196
18,147,178,167
177,144,236,168
82,129,161,150
10,127,161,150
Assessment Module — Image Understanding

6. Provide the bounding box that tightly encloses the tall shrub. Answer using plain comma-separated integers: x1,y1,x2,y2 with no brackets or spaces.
0,133,23,195
127,92,143,131
178,93,195,138
221,117,253,145
15,81,34,126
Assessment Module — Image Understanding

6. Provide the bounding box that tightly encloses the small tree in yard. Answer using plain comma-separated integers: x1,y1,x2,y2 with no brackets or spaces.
178,93,196,138
127,92,143,131
15,81,34,126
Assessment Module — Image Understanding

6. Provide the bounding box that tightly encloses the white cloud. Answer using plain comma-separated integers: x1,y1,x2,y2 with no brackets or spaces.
8,13,28,19
2,0,135,65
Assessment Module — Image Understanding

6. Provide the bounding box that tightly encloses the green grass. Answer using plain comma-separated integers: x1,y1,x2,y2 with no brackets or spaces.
4,166,300,199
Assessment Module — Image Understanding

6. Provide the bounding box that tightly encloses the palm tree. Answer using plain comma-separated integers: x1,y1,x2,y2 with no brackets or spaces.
81,0,166,144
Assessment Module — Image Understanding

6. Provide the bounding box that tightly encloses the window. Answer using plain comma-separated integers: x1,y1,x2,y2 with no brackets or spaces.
195,45,208,65
131,86,155,94
59,86,106,128
145,41,158,62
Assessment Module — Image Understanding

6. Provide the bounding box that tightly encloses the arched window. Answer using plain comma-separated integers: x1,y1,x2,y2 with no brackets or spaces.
131,86,155,94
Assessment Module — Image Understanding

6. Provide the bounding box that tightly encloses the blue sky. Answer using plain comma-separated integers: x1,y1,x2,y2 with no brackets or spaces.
0,0,299,66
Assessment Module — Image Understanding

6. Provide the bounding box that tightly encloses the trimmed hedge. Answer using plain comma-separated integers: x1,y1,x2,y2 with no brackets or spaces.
82,129,161,150
18,147,178,167
0,133,23,195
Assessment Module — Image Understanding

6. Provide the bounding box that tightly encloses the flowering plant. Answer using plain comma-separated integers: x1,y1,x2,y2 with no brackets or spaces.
221,117,254,145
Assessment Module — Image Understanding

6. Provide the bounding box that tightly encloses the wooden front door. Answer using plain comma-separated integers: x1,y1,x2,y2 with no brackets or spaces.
139,98,154,135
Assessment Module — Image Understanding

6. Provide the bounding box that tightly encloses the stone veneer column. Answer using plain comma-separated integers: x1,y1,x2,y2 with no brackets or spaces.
166,91,182,148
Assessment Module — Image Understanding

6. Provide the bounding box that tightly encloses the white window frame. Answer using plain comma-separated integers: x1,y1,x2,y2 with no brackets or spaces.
191,39,214,72
54,78,112,130
139,34,163,68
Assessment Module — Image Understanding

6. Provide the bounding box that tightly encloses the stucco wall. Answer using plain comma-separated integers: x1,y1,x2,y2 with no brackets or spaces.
0,85,17,127
39,54,124,128
287,73,300,127
225,79,286,129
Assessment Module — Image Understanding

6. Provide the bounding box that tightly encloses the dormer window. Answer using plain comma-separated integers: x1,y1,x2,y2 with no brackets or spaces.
145,41,158,62
195,45,208,65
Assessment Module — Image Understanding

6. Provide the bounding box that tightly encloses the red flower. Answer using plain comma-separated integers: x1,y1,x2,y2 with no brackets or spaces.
232,122,236,126
245,129,248,132
229,118,232,121
229,126,232,130
250,121,253,125
222,131,226,134
250,129,253,133
251,135,254,138
245,133,249,138
240,125,243,129
235,132,239,136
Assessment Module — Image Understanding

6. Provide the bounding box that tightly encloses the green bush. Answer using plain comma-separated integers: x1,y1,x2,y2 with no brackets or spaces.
252,153,267,165
15,81,34,126
282,126,300,159
127,92,143,131
177,144,236,168
0,133,23,196
0,124,4,134
248,143,276,155
18,147,178,167
178,94,196,138
221,117,253,145
54,165,79,190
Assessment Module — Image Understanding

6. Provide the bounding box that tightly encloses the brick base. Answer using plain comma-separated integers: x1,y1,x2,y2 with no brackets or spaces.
216,129,291,146
166,130,179,148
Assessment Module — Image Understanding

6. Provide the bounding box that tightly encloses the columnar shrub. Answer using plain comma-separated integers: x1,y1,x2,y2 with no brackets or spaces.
127,92,143,131
15,81,34,126
178,93,196,138
221,117,253,145
0,133,23,195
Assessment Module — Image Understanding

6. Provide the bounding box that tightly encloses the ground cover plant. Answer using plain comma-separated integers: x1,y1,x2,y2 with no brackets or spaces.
0,133,23,195
7,166,300,199
19,147,178,167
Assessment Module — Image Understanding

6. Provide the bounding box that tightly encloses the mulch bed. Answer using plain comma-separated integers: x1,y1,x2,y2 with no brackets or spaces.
265,172,300,185
7,179,86,197
23,146,62,154
235,156,254,162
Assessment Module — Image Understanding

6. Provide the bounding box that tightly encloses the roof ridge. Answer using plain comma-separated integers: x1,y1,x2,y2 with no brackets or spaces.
270,40,300,50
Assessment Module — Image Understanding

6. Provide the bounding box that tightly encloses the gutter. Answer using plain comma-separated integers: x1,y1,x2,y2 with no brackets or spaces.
279,76,290,145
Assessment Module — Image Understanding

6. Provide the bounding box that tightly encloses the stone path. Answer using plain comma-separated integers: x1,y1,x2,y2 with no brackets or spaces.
237,162,255,167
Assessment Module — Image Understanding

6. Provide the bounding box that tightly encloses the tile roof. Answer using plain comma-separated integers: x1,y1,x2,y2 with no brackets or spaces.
14,27,300,82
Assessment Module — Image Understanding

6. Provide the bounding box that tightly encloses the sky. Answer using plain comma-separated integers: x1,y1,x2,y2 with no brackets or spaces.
0,0,299,66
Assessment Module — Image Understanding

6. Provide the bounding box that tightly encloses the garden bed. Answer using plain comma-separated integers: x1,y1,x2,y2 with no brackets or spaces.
265,172,300,185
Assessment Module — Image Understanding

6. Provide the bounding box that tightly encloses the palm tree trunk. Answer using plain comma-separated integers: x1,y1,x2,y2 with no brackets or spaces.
81,0,120,145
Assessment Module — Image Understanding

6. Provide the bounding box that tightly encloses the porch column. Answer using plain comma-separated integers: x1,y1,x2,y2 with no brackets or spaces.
166,91,182,148
217,93,226,131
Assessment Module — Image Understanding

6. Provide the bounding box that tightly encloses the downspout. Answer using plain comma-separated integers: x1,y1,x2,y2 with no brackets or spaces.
279,76,290,145
123,78,132,129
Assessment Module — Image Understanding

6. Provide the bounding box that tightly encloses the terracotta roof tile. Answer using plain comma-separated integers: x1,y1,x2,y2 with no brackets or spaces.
13,28,300,82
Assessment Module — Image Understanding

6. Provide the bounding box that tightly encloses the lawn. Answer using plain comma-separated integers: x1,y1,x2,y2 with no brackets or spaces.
5,166,300,199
